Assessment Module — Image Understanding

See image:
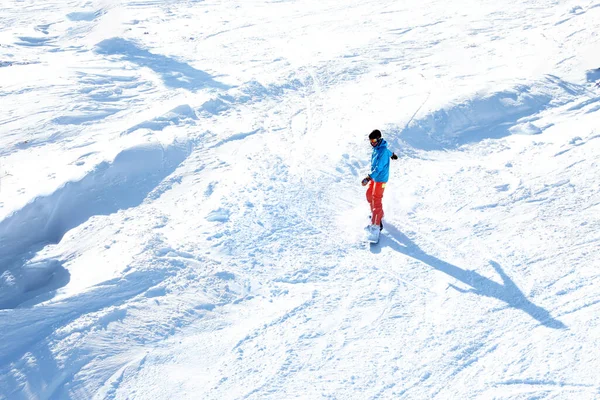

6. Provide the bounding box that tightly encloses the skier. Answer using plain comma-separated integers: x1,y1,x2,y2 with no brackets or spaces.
361,129,398,243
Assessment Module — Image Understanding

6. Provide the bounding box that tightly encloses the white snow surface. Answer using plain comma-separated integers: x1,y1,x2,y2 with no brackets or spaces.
1,0,600,398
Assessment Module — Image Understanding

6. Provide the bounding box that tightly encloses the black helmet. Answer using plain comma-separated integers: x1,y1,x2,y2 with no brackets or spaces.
368,129,382,140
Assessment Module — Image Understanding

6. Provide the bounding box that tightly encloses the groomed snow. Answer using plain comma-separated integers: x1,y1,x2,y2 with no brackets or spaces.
1,0,599,398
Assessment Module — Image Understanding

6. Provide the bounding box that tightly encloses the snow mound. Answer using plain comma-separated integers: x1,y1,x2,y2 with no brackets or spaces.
398,76,587,150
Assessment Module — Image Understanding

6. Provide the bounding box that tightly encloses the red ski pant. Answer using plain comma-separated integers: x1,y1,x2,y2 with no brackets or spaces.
366,180,386,225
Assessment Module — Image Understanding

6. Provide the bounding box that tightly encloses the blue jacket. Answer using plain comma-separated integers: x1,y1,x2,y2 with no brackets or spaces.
370,139,393,183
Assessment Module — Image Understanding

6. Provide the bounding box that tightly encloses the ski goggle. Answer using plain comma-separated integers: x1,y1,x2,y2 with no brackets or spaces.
370,138,379,144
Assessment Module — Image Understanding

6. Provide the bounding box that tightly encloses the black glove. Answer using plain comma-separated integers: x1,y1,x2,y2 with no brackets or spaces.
391,153,398,160
361,176,371,186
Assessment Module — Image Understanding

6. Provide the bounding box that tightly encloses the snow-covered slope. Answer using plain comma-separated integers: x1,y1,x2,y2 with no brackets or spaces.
1,0,599,398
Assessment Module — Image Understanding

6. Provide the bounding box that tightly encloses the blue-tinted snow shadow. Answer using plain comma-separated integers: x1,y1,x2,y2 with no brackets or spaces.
389,103,543,152
0,142,191,309
386,77,589,151
95,38,230,91
0,336,62,397
379,224,566,329
586,68,600,83
67,10,103,22
0,260,71,310
0,267,174,397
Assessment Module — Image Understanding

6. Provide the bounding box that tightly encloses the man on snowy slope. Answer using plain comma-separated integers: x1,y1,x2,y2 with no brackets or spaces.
361,129,398,243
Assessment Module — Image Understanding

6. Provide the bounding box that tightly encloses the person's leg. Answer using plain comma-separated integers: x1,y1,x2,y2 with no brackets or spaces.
371,182,386,226
366,179,375,221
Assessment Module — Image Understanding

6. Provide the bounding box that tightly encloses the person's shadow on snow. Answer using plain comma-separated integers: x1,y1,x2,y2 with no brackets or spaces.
378,223,566,329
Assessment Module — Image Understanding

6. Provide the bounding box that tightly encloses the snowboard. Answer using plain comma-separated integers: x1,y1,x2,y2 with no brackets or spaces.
365,218,382,244
365,227,380,244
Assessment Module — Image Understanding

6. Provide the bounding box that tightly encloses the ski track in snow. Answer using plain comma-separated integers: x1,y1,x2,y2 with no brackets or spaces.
1,0,600,399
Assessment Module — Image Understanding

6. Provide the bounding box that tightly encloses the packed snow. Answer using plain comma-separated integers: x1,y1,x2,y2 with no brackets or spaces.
1,0,599,398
